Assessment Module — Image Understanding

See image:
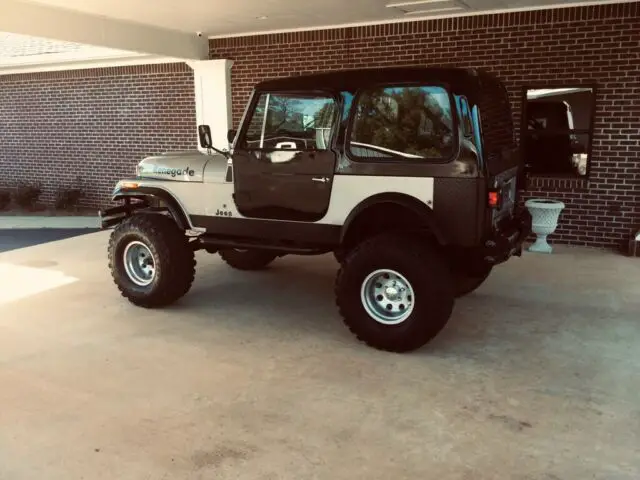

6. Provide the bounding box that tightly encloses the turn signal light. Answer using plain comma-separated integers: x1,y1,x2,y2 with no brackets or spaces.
122,182,140,189
488,190,501,209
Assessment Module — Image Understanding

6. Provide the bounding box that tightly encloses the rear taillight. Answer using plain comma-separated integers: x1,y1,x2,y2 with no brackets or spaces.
488,189,502,209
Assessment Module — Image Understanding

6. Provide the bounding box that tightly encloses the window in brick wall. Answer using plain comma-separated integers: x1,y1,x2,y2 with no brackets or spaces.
521,87,595,177
347,85,455,161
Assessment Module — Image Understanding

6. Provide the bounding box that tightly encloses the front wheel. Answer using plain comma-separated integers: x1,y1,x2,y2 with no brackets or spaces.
108,213,196,308
218,248,278,271
335,234,455,353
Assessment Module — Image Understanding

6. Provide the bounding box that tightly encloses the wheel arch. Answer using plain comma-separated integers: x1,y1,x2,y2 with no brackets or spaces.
340,193,447,248
107,186,191,231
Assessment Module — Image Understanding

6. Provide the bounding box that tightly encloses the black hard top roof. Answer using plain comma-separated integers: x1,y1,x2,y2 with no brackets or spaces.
254,66,494,93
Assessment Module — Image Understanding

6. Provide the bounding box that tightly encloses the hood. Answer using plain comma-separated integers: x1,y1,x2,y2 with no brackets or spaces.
136,150,220,182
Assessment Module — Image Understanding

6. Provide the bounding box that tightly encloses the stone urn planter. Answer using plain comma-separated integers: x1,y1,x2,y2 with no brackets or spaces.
525,199,566,253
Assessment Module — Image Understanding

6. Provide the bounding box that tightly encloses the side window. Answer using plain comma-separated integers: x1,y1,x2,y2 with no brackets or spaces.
459,96,473,137
454,95,473,138
348,85,455,160
341,91,354,123
471,105,484,159
239,92,338,150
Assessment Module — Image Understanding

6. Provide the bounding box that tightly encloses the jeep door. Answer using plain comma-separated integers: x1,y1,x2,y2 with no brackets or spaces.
231,90,339,222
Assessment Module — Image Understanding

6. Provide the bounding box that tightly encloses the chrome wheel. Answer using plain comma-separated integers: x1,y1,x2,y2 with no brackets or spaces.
360,269,415,325
123,241,156,287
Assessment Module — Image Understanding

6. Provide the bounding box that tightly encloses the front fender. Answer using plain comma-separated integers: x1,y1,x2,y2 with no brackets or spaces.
100,182,191,230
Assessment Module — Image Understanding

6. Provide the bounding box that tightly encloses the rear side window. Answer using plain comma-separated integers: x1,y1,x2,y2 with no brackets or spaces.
348,85,455,161
456,95,473,137
239,92,338,150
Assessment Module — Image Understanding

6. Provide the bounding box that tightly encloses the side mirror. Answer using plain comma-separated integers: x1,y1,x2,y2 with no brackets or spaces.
198,124,213,149
227,129,237,144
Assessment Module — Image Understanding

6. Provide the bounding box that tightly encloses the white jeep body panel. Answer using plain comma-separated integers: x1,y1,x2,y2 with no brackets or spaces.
116,151,435,228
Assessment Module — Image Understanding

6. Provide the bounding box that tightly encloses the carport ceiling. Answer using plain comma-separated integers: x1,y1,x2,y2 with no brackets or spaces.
12,0,632,37
1,0,631,70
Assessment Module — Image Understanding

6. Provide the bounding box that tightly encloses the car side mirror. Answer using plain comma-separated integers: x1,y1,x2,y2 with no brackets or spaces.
227,129,237,144
198,125,213,149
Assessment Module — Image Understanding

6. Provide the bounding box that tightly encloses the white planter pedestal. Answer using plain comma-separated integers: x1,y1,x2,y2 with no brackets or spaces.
525,199,566,253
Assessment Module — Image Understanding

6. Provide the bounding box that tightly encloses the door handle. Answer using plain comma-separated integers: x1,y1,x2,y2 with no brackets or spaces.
275,141,297,149
312,177,330,183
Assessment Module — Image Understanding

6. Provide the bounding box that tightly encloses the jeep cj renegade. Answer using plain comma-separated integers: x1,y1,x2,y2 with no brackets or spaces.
100,67,532,353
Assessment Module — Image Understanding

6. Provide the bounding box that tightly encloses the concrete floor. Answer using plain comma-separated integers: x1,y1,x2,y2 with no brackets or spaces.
0,231,639,480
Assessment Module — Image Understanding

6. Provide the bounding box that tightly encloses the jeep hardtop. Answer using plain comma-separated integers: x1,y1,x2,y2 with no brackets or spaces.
100,66,532,353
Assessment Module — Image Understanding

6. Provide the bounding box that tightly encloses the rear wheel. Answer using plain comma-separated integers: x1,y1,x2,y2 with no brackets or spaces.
219,248,278,271
108,213,196,308
335,233,455,353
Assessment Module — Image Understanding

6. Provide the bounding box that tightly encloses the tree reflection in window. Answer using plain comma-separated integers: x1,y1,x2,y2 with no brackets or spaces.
241,93,338,150
349,85,454,160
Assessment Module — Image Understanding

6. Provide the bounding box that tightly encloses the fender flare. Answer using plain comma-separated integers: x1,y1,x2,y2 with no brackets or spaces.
340,192,447,245
111,186,191,231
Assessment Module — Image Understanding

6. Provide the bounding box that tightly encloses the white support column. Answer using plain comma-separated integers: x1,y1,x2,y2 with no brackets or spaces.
188,59,235,153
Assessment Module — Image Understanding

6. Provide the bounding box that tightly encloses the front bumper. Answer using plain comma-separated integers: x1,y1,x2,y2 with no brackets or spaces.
483,208,532,265
98,195,150,229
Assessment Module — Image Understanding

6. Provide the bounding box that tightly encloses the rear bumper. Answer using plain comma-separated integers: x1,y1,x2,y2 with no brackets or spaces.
483,208,532,265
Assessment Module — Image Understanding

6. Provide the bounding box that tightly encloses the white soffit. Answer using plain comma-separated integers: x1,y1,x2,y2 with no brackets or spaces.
206,0,637,38
8,0,637,39
0,32,182,74
0,0,209,60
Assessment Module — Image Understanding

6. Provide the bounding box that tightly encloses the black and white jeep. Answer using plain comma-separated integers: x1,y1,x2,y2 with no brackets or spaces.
100,67,532,353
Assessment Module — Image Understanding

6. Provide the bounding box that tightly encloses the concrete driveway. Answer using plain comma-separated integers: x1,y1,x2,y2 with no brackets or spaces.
0,231,639,479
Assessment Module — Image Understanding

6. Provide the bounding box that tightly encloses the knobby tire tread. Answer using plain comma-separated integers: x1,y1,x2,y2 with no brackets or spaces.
335,232,455,353
108,213,196,308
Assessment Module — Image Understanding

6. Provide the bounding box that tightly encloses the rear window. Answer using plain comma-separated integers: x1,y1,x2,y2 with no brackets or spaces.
348,85,455,161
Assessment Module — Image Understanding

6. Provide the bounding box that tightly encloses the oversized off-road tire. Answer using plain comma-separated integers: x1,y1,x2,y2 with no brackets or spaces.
335,233,455,353
454,265,492,298
108,213,196,308
218,248,278,271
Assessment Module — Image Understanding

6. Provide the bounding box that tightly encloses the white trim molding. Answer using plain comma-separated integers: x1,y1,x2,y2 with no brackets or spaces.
0,54,187,75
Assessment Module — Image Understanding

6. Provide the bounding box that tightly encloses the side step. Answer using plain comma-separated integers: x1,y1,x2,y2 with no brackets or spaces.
195,235,330,255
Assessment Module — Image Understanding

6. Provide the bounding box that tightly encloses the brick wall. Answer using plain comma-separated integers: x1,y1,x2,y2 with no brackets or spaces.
211,2,640,250
0,62,196,209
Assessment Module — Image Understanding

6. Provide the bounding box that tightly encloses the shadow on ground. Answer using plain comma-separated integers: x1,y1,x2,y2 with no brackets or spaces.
157,252,637,363
0,229,99,253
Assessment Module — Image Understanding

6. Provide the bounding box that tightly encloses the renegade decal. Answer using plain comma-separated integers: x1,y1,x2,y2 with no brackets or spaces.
150,166,195,177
